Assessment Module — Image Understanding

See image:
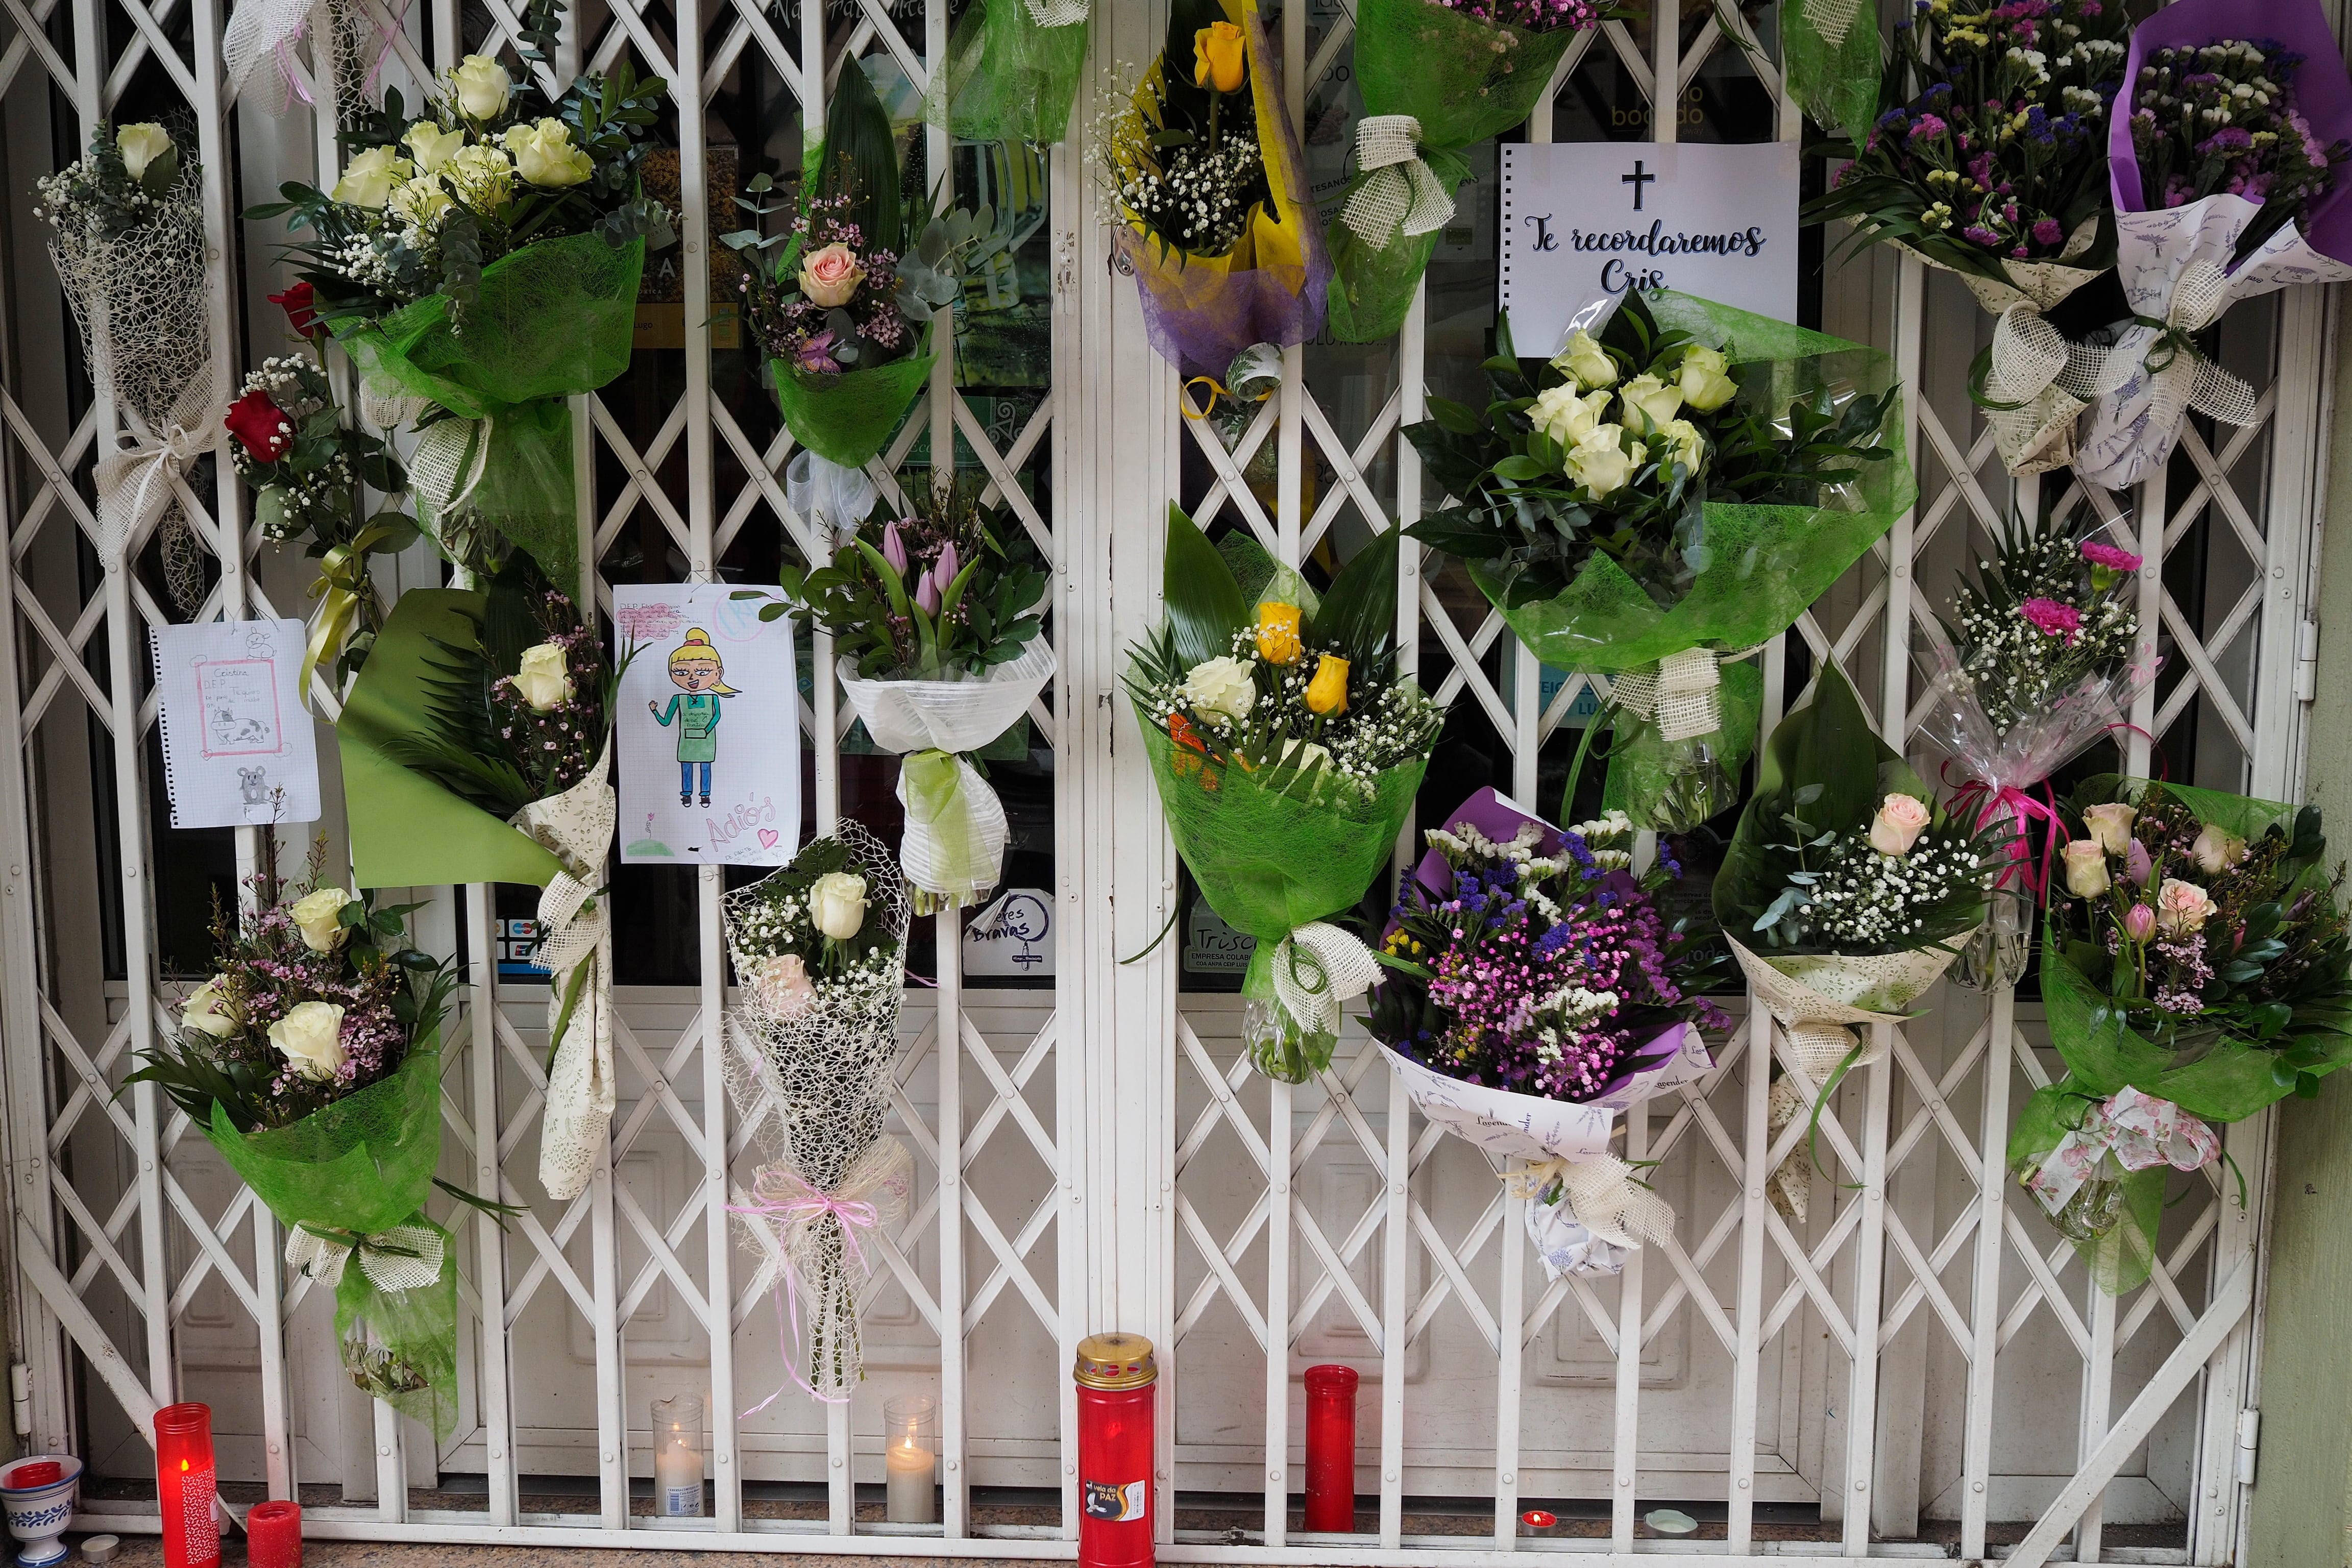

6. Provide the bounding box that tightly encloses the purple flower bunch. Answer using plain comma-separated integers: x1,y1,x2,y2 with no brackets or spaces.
1368,816,1728,1102
2128,39,2348,259
1808,0,2127,278
1424,0,1599,35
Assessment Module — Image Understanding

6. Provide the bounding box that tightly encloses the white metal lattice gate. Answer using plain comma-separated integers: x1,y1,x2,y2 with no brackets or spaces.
0,0,2332,1560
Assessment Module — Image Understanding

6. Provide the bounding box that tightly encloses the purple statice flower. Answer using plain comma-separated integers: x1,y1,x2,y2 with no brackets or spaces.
2031,216,2063,246
1909,114,1948,141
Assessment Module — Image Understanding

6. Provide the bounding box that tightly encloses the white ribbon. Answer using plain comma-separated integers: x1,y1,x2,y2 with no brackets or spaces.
1610,647,1725,742
516,744,618,1204
408,413,495,548
1505,1153,1675,1251
2024,1085,2221,1217
1266,920,1381,1039
1339,116,1456,249
94,418,224,566
785,449,880,533
285,1219,446,1293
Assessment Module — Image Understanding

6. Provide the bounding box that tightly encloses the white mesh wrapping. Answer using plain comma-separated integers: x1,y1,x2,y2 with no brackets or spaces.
224,0,321,114
720,823,913,1401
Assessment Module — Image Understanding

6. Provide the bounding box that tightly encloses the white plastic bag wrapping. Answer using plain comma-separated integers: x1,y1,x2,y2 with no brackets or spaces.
1380,1025,1715,1280
835,640,1056,908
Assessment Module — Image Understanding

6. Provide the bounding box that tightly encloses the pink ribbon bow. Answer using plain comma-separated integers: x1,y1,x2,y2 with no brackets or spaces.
726,1166,885,1412
2026,1085,2221,1214
1949,776,2065,897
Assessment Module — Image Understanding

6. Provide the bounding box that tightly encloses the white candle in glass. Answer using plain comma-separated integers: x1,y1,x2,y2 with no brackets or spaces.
653,1394,705,1517
884,1430,936,1524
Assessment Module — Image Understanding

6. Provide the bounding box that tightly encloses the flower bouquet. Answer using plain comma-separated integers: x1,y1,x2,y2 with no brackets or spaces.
2015,778,2352,1293
1714,666,1997,1098
35,122,222,595
738,481,1052,911
334,556,625,1202
249,9,671,580
2074,0,2352,489
1368,791,1728,1279
1916,520,2155,990
1798,0,2133,475
1332,0,1609,341
225,350,415,696
726,61,984,477
934,0,1090,147
1097,0,1331,373
719,824,914,1402
125,848,474,1437
1126,509,1445,1082
1405,292,1912,829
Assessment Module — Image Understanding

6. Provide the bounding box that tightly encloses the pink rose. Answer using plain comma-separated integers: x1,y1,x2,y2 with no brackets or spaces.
751,952,816,1018
1868,792,1931,856
798,241,866,308
2154,878,2217,938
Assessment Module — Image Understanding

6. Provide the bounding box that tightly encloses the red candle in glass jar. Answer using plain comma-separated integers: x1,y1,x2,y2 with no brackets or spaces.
1302,1364,1358,1533
246,1500,302,1568
153,1403,221,1568
1074,1333,1155,1568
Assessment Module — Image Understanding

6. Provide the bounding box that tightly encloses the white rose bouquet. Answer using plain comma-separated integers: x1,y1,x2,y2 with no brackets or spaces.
2015,777,2352,1294
125,841,502,1440
335,555,631,1202
247,0,673,582
719,824,914,1402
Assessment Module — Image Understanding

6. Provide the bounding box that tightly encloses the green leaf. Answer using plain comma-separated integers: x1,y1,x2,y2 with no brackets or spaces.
1160,504,1248,671
1305,525,1399,667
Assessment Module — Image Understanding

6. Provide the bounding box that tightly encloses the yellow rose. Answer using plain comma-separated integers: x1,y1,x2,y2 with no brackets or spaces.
1677,344,1737,412
1255,601,1303,665
389,175,453,229
330,144,412,210
1549,329,1617,389
402,120,467,173
448,54,511,119
2062,840,2110,899
1303,652,1350,717
1565,426,1633,496
1528,384,1611,450
1193,20,1246,92
797,240,867,308
116,123,173,182
182,976,236,1040
808,871,868,940
269,1000,347,1082
505,117,593,188
291,887,352,953
1616,372,1685,433
444,142,513,212
512,643,574,711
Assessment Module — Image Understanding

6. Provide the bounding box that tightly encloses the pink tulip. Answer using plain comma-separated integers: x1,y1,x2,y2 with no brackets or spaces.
2124,904,2156,942
2124,839,2153,887
881,520,909,576
934,542,959,591
915,570,941,616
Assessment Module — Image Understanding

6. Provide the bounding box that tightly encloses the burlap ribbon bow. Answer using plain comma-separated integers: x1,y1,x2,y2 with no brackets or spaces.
95,416,224,565
2127,259,2261,440
1504,1153,1675,1251
1611,647,1729,743
1339,116,1456,249
285,1218,446,1293
1266,920,1382,1040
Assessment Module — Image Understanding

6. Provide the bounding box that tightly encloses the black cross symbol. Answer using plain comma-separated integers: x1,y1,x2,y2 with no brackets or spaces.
1622,159,1656,211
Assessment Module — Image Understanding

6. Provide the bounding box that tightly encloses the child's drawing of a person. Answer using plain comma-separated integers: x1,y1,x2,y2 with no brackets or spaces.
650,629,738,807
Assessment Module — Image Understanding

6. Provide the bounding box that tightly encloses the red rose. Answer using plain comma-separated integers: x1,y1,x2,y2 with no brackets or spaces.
225,389,292,463
268,281,320,339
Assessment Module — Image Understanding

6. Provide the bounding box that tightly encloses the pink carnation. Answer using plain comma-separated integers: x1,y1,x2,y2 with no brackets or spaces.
2080,541,2141,573
2020,597,2082,643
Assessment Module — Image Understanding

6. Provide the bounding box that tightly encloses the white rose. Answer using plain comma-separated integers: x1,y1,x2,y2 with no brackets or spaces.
1868,792,1931,856
389,175,453,230
1565,425,1633,497
1179,655,1257,725
1549,329,1617,389
1528,384,1611,450
330,144,412,210
116,123,172,182
2191,824,2248,876
402,120,467,173
1616,372,1685,432
448,54,511,119
1657,416,1707,476
1677,344,1738,412
2080,801,2136,856
504,117,594,188
291,887,352,953
444,142,513,212
2155,877,2218,937
2062,839,2110,898
808,871,868,941
268,1000,347,1082
182,976,236,1039
512,643,574,711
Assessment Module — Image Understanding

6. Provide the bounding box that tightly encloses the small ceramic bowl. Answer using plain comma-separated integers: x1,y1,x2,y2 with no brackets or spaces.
0,1455,83,1568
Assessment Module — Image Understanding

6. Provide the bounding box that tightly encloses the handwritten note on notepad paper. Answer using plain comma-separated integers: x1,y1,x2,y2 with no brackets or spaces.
151,619,322,829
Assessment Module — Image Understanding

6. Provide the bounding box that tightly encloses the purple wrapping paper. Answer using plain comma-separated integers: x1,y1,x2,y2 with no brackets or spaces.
1119,0,1331,373
1383,787,1708,1106
2107,0,2352,261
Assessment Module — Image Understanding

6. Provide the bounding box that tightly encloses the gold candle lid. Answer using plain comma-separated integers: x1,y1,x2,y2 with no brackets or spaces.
1073,1333,1157,1389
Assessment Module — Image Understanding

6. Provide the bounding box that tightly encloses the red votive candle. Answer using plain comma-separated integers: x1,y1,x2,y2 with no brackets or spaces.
153,1403,221,1568
1074,1333,1156,1568
1303,1363,1359,1533
246,1500,302,1568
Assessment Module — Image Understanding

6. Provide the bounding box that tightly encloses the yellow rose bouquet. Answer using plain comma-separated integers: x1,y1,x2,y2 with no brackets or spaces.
249,0,672,582
1405,291,1913,830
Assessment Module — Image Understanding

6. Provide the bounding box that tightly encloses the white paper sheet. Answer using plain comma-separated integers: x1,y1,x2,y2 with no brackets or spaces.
150,618,321,829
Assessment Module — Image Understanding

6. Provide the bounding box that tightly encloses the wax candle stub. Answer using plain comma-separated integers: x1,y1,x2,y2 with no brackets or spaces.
652,1394,707,1518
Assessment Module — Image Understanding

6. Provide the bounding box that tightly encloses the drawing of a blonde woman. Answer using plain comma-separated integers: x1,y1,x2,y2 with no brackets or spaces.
650,628,739,807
